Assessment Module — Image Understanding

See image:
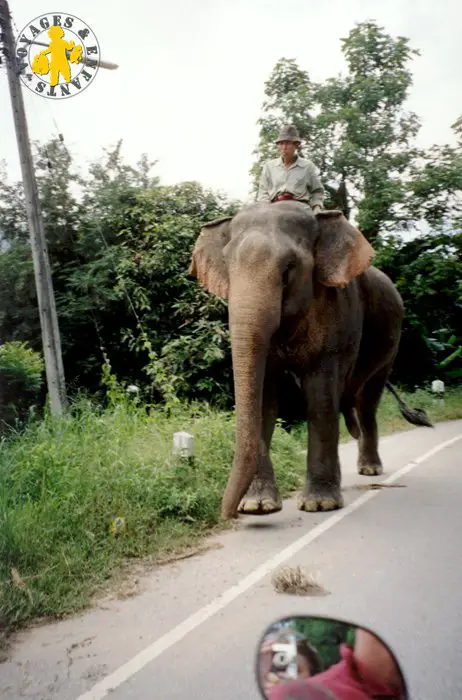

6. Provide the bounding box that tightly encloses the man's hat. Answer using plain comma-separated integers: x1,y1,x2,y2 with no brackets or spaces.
275,125,301,144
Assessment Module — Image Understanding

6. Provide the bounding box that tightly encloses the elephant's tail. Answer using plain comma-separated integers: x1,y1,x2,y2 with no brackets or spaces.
385,381,434,428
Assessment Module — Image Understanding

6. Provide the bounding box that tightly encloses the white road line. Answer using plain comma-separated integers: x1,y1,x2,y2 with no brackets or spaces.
76,433,462,700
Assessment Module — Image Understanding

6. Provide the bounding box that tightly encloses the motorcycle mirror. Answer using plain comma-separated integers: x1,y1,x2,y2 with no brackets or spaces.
255,614,408,699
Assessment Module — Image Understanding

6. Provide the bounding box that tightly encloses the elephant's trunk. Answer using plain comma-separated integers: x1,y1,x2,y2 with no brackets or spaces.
221,272,282,519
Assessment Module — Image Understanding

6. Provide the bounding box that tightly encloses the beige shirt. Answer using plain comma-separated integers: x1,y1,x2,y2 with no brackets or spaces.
257,156,325,208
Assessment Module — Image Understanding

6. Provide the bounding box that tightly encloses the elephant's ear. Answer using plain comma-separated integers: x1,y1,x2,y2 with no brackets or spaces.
188,216,233,299
314,210,375,288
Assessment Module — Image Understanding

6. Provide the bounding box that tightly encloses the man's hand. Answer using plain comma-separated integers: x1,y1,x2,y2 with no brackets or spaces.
312,205,322,214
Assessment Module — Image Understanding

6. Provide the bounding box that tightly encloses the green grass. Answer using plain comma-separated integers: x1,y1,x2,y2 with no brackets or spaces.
0,395,303,645
1,386,461,646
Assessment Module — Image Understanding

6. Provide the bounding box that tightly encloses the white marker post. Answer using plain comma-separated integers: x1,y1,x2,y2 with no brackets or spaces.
431,379,445,406
173,432,195,469
173,432,195,459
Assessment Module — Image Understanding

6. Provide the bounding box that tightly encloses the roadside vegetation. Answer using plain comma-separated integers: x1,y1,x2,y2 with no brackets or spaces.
0,380,303,645
1,379,461,646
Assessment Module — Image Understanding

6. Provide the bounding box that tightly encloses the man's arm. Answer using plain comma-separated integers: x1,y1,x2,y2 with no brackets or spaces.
308,164,325,210
257,162,271,202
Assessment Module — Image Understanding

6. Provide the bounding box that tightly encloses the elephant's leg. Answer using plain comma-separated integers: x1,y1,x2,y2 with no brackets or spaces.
238,373,282,515
356,365,389,476
298,367,344,512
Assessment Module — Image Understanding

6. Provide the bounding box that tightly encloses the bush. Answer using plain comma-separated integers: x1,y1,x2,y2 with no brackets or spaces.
0,341,44,433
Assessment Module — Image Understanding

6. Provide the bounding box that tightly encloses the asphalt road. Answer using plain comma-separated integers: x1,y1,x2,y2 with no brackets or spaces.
2,420,462,700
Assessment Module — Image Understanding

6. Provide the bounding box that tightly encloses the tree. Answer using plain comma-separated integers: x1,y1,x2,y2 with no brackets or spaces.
249,21,462,392
291,617,356,670
1,22,461,410
108,180,240,405
0,340,44,433
375,226,462,388
0,158,41,349
0,138,241,406
407,117,462,228
251,21,422,241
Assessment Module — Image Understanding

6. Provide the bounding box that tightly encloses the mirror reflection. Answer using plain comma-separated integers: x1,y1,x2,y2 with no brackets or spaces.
256,615,408,700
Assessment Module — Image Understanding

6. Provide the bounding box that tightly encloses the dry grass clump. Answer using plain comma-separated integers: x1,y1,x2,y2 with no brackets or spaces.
271,566,329,596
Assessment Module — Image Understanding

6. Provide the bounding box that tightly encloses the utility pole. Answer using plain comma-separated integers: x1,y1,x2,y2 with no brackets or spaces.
0,0,67,415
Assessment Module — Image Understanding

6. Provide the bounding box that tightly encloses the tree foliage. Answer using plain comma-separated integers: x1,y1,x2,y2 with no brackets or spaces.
375,226,462,387
251,22,423,239
0,139,239,408
249,20,461,390
0,341,44,432
291,617,356,670
251,21,462,243
0,20,460,412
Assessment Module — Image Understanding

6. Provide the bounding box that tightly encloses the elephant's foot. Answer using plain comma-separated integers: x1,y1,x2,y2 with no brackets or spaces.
238,477,282,515
357,459,383,476
297,488,343,513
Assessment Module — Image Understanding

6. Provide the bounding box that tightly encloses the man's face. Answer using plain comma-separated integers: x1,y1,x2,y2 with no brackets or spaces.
278,140,298,159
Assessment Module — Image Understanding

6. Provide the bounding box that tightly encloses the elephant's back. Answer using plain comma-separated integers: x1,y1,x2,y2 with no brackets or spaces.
351,266,405,374
359,266,404,317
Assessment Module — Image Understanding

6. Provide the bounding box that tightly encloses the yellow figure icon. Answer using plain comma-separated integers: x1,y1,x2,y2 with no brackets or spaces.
32,25,83,87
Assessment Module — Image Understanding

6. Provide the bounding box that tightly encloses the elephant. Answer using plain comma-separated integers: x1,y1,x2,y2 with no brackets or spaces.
189,200,431,520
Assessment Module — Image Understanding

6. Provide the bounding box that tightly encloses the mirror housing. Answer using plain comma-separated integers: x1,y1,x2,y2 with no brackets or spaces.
255,615,408,699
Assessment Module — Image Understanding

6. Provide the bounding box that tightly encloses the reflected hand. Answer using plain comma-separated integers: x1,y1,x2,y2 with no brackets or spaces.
260,640,295,693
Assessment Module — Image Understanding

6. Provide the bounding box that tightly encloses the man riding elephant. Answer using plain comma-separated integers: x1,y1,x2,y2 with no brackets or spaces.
257,125,325,213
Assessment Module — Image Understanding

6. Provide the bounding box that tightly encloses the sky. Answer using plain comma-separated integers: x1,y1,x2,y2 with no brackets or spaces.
1,0,461,204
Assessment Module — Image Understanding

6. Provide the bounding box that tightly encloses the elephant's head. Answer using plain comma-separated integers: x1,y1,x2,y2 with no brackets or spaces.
190,203,374,308
189,201,375,519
